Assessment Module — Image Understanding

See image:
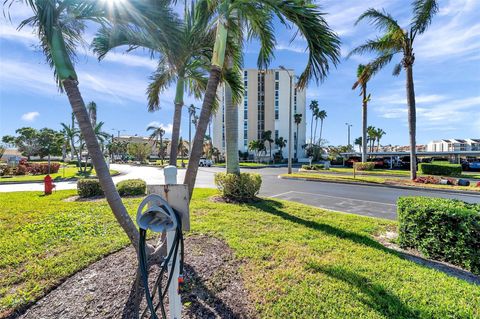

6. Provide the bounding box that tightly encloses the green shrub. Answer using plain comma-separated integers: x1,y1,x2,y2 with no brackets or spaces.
214,172,262,201
353,162,375,171
301,164,325,171
116,179,146,197
77,179,104,198
397,197,480,274
418,163,462,176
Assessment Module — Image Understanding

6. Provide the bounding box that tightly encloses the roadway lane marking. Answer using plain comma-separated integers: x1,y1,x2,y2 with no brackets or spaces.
269,190,396,207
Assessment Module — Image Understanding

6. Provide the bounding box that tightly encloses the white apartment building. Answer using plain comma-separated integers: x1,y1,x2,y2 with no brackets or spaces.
427,139,480,152
212,68,307,159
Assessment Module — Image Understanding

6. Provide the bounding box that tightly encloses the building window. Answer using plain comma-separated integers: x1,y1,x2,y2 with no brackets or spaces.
294,88,297,113
274,73,279,120
257,72,265,139
275,71,279,80
275,130,279,141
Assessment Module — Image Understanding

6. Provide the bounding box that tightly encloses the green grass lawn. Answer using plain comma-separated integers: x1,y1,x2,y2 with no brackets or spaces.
214,162,269,168
153,159,188,167
0,166,119,183
284,172,480,192
1,190,479,317
329,167,480,179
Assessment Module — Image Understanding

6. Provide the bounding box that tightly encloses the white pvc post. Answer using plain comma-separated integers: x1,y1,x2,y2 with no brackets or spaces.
163,166,182,319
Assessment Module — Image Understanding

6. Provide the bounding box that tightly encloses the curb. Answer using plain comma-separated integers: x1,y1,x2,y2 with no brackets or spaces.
278,175,480,196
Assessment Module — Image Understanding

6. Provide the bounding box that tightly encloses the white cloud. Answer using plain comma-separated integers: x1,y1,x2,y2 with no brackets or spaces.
146,122,173,134
21,111,39,122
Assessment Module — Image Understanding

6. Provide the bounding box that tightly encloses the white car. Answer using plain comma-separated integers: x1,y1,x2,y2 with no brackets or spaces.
199,158,213,167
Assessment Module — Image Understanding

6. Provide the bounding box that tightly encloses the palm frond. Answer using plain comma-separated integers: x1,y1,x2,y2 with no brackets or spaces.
411,0,438,36
392,62,402,76
347,36,402,58
221,68,243,105
367,52,395,77
146,58,176,111
355,8,402,33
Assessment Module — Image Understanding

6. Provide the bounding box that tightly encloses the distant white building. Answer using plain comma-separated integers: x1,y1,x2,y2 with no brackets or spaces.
212,68,307,159
427,139,480,152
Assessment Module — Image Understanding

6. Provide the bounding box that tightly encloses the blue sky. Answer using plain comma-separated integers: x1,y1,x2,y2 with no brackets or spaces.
0,0,479,146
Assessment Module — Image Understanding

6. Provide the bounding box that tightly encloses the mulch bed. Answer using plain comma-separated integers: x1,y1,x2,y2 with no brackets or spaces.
13,235,257,319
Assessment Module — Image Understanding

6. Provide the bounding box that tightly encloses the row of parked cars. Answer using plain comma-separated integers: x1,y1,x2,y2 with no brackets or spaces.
345,156,480,171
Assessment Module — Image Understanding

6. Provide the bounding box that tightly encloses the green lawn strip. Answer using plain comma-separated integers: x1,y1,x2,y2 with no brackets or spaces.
214,162,268,168
285,172,480,192
329,167,480,179
0,167,119,183
152,159,188,167
1,190,479,318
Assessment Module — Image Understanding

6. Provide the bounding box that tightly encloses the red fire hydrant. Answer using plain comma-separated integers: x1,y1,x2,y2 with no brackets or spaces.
44,175,55,195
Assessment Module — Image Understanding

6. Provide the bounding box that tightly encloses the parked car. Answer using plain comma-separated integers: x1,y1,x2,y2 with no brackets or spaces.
461,160,470,171
367,157,386,168
345,156,361,167
469,161,480,171
199,158,213,167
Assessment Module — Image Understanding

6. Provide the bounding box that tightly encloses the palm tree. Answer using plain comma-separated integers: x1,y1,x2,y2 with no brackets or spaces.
317,110,327,146
376,128,386,151
184,0,341,198
87,101,97,127
354,137,362,152
294,113,302,159
309,100,319,144
352,64,373,162
60,121,79,163
367,126,377,154
275,137,287,159
262,130,274,162
178,137,189,167
93,2,211,167
8,0,176,252
147,125,166,165
248,140,265,162
349,0,439,179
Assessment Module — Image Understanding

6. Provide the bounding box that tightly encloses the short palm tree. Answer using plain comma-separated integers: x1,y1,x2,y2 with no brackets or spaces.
294,113,302,159
317,110,327,146
348,0,439,179
376,128,386,151
8,0,175,251
184,0,341,198
367,126,377,153
262,130,274,162
352,64,373,162
354,137,362,152
147,125,166,165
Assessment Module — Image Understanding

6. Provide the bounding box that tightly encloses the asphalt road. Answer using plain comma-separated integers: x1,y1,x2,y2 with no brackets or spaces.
2,164,479,220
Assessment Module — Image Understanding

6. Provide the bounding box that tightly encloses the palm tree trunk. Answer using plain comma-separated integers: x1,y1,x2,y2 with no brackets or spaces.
318,119,324,146
63,79,139,250
310,116,314,144
296,124,299,159
225,82,240,174
313,118,318,145
184,66,222,198
362,86,368,162
169,78,184,166
406,64,417,180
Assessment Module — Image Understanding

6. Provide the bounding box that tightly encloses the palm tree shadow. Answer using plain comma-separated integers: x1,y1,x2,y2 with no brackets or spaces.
246,199,396,255
307,264,424,318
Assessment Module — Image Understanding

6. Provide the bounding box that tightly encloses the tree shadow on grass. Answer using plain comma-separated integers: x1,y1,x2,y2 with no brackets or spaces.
245,199,397,256
307,264,424,319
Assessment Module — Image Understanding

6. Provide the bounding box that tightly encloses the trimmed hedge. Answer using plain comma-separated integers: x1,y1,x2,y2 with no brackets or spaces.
116,179,146,196
214,172,262,201
353,162,375,171
77,179,104,198
418,163,462,176
398,197,480,274
301,164,325,171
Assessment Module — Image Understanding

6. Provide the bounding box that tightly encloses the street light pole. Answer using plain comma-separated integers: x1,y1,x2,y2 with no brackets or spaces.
345,123,353,148
280,66,293,174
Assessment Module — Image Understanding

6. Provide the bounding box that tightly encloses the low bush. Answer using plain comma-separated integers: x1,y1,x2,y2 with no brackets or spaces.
301,164,325,171
398,197,480,274
0,163,10,176
414,176,440,184
214,172,262,201
77,179,104,198
418,163,462,176
353,162,375,171
116,179,146,197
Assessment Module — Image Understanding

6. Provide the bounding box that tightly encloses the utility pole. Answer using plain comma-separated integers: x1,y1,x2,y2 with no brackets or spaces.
280,66,294,174
345,123,353,148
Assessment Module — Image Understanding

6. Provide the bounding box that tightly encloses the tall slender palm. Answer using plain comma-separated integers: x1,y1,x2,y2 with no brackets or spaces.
376,128,386,151
352,64,373,162
8,0,175,251
317,110,327,146
367,126,377,153
262,130,274,162
309,100,319,144
87,101,97,127
147,125,166,165
93,2,210,167
349,0,439,179
60,122,79,162
184,0,341,198
294,113,302,159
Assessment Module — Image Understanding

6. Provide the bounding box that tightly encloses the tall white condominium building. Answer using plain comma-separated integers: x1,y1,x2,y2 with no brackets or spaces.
212,68,307,159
